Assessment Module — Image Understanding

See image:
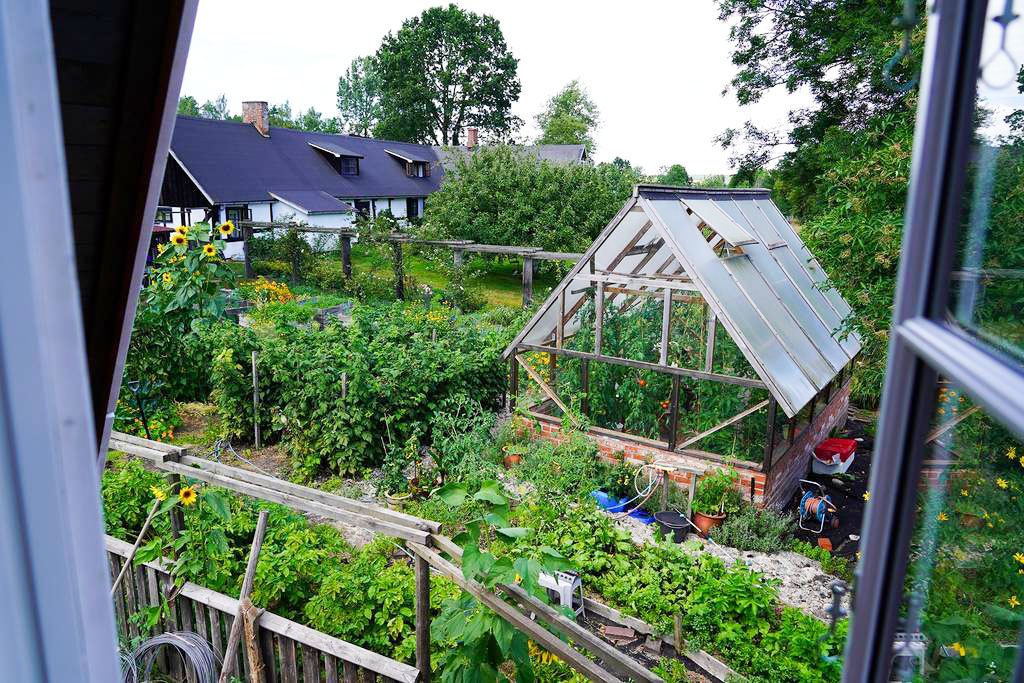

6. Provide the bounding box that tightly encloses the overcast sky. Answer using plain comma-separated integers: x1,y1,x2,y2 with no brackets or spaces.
181,1,813,174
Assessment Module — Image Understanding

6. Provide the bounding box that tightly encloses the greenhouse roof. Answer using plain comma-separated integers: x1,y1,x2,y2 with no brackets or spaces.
502,185,861,417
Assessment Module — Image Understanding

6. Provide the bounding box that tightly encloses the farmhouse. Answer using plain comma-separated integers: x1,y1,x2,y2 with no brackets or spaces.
158,100,587,255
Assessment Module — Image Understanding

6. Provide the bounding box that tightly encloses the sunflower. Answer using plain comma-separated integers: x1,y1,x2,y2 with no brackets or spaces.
218,220,235,236
150,485,167,502
998,478,1009,489
175,225,189,235
162,273,172,284
157,243,166,254
178,485,198,506
202,243,217,257
171,232,187,246
1010,595,1021,608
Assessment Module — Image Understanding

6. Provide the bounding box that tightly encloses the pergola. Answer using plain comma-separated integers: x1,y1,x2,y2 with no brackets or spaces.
503,185,861,464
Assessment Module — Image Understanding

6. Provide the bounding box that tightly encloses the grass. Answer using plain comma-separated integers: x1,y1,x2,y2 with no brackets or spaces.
229,244,563,309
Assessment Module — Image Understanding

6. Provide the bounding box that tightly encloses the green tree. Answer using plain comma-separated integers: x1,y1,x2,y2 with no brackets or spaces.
658,164,690,186
269,101,295,129
374,4,521,144
424,145,641,253
535,80,599,153
294,107,341,133
178,94,241,121
336,56,382,136
177,95,201,117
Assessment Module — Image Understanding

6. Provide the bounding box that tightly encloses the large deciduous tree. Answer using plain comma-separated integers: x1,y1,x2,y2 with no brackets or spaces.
535,80,600,153
658,164,691,186
374,4,521,145
336,56,382,136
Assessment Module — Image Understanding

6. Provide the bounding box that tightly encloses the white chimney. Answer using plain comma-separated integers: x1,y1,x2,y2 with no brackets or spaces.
243,101,270,137
466,126,478,148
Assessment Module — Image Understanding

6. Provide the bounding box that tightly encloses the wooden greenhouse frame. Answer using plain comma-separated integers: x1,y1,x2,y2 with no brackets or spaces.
502,185,862,479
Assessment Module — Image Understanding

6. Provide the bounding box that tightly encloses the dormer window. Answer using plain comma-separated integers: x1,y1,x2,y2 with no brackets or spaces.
385,149,432,178
308,141,363,177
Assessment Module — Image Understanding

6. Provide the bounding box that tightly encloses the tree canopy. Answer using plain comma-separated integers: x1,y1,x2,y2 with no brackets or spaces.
336,56,382,136
657,164,690,186
374,4,521,145
535,80,600,153
177,94,241,122
424,146,641,253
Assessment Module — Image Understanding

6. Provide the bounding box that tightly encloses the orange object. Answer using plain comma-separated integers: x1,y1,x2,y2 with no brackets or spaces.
818,537,833,551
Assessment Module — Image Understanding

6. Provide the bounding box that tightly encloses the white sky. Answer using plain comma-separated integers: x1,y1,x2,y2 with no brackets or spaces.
181,0,813,174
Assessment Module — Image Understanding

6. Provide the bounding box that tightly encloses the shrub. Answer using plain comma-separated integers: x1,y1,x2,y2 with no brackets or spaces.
691,467,741,516
252,259,293,280
710,503,794,553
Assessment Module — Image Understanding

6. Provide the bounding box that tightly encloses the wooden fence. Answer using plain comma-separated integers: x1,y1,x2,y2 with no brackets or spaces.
236,221,583,306
107,535,418,683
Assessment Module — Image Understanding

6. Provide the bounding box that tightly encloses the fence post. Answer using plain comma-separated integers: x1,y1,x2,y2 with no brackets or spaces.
415,555,431,683
453,248,464,270
521,255,534,307
341,234,352,278
252,351,261,449
243,225,254,279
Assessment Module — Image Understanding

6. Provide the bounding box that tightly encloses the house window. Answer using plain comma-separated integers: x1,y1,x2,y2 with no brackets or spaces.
354,199,371,218
406,198,419,219
224,206,250,240
340,157,359,176
405,161,431,178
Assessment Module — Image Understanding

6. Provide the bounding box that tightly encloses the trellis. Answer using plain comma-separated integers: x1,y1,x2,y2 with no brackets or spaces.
503,185,862,470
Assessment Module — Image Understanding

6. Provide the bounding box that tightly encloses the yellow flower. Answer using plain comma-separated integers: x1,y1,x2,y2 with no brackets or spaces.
218,220,235,236
960,489,969,496
1019,455,1024,468
514,573,523,585
1009,447,1017,460
1010,595,1020,608
162,273,172,284
998,478,1009,489
157,243,166,254
1014,552,1024,565
937,512,949,521
202,243,216,257
150,485,166,502
863,491,871,502
949,642,966,657
171,232,187,246
178,486,198,506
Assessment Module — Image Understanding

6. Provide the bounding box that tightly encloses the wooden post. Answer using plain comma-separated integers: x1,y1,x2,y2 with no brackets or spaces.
594,282,605,354
169,474,185,553
548,352,558,391
673,614,683,653
521,255,534,307
704,311,717,373
556,289,565,349
509,357,519,409
580,359,590,416
110,499,160,596
415,555,431,683
393,241,405,300
660,287,672,365
241,597,266,683
788,416,797,444
291,240,300,284
243,225,254,279
341,371,348,400
219,509,270,683
453,248,464,270
252,351,261,450
667,375,681,451
341,234,352,278
659,470,669,511
763,397,778,470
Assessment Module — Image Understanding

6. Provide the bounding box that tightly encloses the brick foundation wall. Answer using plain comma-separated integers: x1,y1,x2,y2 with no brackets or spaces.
764,379,851,509
530,377,851,510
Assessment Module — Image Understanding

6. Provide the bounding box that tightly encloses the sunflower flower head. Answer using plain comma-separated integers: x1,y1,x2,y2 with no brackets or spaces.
1014,552,1024,565
1010,595,1021,608
150,485,167,502
202,243,217,257
178,485,198,506
175,225,189,235
218,220,235,236
1009,446,1017,460
171,232,187,246
162,272,172,284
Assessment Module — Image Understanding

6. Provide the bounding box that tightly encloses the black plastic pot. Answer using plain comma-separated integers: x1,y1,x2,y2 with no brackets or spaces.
653,510,688,543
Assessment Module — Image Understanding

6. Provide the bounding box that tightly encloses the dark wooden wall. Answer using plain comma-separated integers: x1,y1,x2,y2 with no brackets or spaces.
50,0,197,452
159,154,211,209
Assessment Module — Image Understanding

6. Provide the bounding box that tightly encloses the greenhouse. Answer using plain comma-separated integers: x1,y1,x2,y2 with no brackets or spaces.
504,185,862,506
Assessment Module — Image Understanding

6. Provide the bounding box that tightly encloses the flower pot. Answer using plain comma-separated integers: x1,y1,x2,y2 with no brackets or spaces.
692,510,726,537
654,510,689,543
503,454,522,469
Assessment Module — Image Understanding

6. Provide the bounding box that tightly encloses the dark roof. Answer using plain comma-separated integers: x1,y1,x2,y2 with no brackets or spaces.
434,143,588,169
308,140,364,158
269,190,355,215
170,116,444,204
385,148,433,164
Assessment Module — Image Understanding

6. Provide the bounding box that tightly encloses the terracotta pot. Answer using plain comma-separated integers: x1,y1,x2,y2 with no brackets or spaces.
692,510,726,537
503,454,522,469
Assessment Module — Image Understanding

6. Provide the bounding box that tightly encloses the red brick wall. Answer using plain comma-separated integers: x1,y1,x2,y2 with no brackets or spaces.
530,377,851,510
764,379,851,508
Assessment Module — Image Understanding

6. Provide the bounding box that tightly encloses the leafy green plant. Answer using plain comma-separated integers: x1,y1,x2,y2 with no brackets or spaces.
789,541,852,582
691,468,741,517
711,503,794,553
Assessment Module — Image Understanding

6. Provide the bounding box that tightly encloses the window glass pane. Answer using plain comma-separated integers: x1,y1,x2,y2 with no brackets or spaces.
950,1,1024,365
889,383,1023,681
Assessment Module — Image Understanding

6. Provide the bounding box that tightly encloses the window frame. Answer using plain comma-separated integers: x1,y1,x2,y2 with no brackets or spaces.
340,156,359,176
841,1,1024,681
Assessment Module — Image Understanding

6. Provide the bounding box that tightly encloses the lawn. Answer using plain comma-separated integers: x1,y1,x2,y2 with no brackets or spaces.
228,244,563,309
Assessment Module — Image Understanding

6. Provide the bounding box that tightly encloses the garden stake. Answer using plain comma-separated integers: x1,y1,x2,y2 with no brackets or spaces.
219,509,269,683
110,498,161,596
251,351,261,449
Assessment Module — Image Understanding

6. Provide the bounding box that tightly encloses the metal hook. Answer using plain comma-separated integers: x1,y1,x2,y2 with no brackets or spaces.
818,580,849,663
980,0,1021,90
883,0,920,93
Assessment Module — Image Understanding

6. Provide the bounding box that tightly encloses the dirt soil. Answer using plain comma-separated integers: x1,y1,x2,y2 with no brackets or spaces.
580,609,712,682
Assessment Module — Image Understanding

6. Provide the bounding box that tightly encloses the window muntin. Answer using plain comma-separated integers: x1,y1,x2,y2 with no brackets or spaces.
340,156,359,176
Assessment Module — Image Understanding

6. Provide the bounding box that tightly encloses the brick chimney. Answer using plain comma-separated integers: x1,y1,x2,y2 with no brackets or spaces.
466,126,478,148
242,101,270,137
